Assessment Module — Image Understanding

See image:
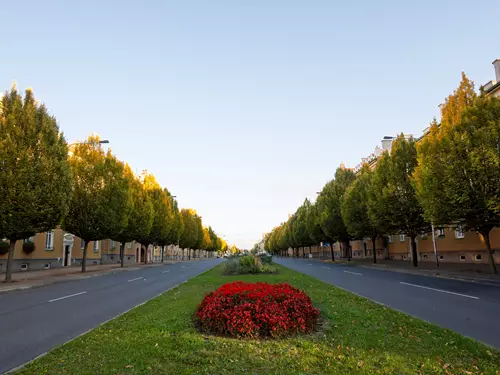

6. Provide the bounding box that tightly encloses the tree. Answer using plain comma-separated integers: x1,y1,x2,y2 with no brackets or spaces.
342,164,380,263
112,166,154,267
415,73,477,225
367,152,392,258
179,208,202,259
418,96,500,273
202,227,212,256
306,202,331,260
63,135,130,272
317,166,356,260
0,87,72,282
383,135,430,267
292,200,316,257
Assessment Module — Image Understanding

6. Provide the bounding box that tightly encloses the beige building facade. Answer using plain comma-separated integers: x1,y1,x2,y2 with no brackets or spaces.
0,230,142,273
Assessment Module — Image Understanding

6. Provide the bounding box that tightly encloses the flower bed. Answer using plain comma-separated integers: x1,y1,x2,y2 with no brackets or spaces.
194,281,319,338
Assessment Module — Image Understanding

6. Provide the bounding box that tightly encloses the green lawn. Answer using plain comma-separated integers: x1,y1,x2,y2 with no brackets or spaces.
16,264,500,375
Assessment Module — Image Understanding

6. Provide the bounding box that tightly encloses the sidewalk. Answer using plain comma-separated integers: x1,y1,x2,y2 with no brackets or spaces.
321,257,500,284
0,261,179,294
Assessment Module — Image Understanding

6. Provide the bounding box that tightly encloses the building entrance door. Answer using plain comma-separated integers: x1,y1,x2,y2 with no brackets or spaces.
64,245,71,266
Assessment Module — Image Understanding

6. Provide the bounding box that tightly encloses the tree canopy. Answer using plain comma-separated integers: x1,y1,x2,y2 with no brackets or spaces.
0,86,72,281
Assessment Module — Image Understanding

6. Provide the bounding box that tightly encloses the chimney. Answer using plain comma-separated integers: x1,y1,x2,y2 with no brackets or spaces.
493,58,500,82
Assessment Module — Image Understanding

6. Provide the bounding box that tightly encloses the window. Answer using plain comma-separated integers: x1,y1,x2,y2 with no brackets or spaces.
45,231,54,250
93,240,99,253
439,255,444,260
110,240,115,249
126,242,132,249
24,236,34,243
459,255,466,261
423,254,428,259
21,263,29,271
399,234,405,242
388,235,393,243
475,254,482,261
437,228,445,237
455,227,465,239
81,239,85,249
44,263,51,269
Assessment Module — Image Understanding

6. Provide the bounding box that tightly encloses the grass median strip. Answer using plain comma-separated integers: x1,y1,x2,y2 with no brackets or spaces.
15,264,500,375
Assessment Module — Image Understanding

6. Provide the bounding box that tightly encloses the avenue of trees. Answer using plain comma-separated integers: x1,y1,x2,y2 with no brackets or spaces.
0,85,226,282
265,73,500,274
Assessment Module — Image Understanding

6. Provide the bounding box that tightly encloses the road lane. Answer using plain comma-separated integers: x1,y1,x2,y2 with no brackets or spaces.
275,257,500,349
0,259,222,374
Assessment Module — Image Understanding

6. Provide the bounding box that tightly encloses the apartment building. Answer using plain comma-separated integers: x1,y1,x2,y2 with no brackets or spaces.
0,230,141,273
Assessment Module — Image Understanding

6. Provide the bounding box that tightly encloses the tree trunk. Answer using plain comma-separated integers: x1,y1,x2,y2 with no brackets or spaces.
345,241,351,261
188,249,191,260
144,244,149,264
82,241,90,272
372,236,377,264
161,246,164,263
120,243,125,268
330,243,335,262
410,236,418,267
4,240,17,283
481,231,497,274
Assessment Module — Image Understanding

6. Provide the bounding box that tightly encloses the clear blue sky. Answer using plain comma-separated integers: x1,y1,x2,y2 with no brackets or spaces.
3,1,500,248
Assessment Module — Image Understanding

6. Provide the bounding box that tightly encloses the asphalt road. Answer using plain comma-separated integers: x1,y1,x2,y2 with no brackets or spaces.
275,257,500,349
0,259,222,374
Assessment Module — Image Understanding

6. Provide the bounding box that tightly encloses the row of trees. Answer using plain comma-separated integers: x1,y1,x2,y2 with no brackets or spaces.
265,73,500,273
0,86,227,282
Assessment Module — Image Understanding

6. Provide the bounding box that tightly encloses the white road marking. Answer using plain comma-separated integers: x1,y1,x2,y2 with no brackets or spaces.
181,266,186,269
400,282,479,300
48,291,87,303
127,277,143,283
321,266,331,269
307,264,312,266
344,271,363,276
162,270,171,274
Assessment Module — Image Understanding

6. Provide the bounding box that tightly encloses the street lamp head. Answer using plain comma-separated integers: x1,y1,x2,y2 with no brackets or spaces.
99,140,110,144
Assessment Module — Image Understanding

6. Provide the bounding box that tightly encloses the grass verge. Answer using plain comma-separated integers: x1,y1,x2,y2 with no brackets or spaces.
15,264,500,375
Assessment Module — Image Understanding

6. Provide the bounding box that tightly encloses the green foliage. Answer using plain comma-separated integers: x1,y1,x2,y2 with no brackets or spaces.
341,164,380,263
0,241,10,255
378,135,430,266
414,73,477,226
317,166,356,255
367,152,392,237
22,240,35,254
112,165,154,266
341,164,374,240
144,174,172,247
62,135,131,272
179,209,203,250
222,255,277,275
259,254,273,264
0,86,71,281
417,96,500,273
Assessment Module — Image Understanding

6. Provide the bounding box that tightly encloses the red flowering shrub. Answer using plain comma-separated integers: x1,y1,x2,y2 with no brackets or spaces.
194,281,320,338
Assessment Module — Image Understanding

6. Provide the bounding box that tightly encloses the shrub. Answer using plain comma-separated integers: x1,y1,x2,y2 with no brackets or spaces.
259,254,273,264
194,281,320,338
222,254,277,275
0,241,9,255
22,241,35,254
